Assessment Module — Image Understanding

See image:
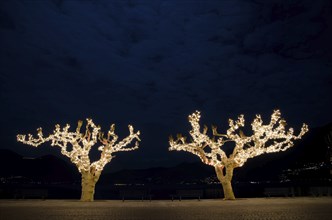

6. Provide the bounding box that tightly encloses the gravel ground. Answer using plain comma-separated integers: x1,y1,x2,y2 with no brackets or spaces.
0,197,331,220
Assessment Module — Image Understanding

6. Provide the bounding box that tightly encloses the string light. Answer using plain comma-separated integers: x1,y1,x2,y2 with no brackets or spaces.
17,119,140,201
169,110,308,199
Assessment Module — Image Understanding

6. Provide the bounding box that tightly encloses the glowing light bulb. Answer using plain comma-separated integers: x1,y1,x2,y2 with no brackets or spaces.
169,110,308,200
17,119,140,201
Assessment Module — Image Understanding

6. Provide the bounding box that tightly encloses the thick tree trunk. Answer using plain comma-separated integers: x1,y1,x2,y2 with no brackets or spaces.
80,172,99,202
215,165,236,200
221,179,235,200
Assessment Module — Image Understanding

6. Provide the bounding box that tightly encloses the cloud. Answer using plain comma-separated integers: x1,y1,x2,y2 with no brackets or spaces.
1,0,331,168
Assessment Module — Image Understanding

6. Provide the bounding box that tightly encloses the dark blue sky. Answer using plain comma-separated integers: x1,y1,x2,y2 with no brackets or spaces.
1,0,331,171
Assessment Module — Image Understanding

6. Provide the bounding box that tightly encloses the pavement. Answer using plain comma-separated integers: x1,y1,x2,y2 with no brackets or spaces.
0,197,332,220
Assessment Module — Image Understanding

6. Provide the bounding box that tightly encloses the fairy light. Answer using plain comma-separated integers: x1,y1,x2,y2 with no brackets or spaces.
169,110,308,168
17,119,140,201
17,119,140,173
169,110,308,199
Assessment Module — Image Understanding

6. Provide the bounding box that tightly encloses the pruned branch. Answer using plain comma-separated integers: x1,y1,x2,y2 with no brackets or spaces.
17,119,140,174
169,110,308,168
169,111,228,166
92,125,140,172
232,110,308,167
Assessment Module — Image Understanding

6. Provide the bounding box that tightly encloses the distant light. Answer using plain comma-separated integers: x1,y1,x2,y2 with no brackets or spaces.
22,157,36,160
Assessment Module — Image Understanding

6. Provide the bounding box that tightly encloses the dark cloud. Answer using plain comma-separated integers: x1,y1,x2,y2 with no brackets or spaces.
0,0,331,170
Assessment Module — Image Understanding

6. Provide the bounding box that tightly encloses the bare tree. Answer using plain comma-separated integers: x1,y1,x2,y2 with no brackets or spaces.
17,119,140,201
169,110,308,200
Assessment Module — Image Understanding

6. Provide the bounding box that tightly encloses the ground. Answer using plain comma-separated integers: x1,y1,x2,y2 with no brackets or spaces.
0,198,331,220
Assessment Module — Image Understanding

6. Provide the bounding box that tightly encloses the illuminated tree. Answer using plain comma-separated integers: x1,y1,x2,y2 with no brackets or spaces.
169,110,308,200
17,119,140,202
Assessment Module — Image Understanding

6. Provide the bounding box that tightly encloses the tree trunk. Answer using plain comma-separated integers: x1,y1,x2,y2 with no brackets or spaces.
80,172,99,202
215,165,236,200
221,179,235,200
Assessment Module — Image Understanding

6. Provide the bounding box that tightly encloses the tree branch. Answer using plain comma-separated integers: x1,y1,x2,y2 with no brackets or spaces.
17,119,140,174
169,110,308,169
91,124,140,172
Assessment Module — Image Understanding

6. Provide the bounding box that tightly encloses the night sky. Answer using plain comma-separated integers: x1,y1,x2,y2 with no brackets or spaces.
1,0,331,172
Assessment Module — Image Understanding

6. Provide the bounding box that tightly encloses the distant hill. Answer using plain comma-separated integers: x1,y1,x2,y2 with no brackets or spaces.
1,122,330,185
0,149,78,183
228,122,331,182
100,122,331,185
99,161,215,185
0,149,22,176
